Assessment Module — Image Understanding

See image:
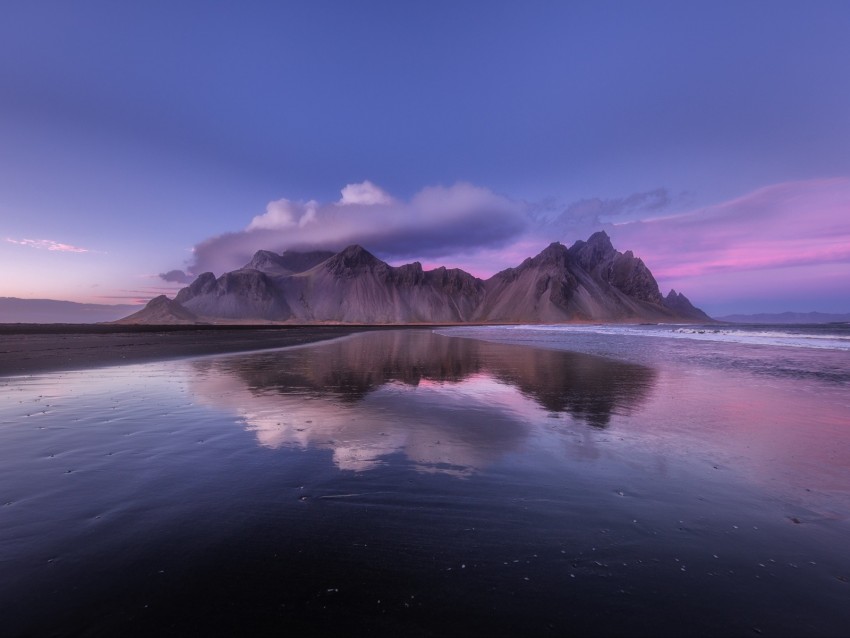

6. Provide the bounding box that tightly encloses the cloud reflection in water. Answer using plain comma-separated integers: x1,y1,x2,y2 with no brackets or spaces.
189,331,656,474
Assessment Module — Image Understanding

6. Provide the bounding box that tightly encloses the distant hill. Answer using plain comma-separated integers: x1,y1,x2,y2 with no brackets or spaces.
717,311,850,324
121,232,712,325
0,297,143,324
113,295,200,325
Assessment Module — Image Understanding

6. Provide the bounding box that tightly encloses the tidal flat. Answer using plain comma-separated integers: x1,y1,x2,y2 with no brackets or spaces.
1,328,848,636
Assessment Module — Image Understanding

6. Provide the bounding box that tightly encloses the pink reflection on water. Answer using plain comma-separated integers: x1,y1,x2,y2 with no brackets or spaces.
634,365,850,517
184,328,850,520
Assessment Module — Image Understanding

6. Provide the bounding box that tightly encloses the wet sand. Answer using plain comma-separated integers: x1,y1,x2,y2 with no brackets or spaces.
0,324,398,376
1,329,848,636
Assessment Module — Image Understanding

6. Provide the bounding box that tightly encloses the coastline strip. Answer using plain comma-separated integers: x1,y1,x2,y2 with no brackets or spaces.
0,324,405,377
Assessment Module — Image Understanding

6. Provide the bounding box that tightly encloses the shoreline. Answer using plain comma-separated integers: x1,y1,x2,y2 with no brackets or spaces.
0,324,421,377
0,318,763,378
0,319,728,378
0,321,672,378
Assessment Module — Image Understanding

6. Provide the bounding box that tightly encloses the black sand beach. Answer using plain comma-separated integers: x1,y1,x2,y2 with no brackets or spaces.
1,326,848,636
0,324,385,376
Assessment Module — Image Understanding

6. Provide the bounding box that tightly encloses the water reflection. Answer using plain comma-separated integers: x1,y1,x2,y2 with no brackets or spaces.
189,330,656,473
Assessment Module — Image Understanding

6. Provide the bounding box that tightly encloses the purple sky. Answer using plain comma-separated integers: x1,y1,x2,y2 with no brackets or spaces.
2,1,849,316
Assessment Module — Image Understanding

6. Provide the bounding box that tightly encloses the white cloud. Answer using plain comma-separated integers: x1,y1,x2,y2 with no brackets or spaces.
246,199,319,231
338,180,395,206
187,181,530,275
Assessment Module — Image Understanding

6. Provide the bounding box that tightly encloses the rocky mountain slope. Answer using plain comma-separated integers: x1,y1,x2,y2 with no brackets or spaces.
114,295,200,325
122,232,711,324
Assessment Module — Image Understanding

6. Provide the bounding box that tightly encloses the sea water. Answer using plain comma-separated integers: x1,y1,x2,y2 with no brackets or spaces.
441,322,850,384
1,328,848,636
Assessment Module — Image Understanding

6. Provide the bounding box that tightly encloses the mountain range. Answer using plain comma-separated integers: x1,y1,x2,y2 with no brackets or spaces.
116,232,711,324
119,231,711,325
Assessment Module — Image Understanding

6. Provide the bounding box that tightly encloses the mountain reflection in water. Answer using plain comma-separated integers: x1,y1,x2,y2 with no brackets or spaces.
189,330,656,473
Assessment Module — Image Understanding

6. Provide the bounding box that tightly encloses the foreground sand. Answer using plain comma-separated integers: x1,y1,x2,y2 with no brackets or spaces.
2,328,848,636
0,324,395,376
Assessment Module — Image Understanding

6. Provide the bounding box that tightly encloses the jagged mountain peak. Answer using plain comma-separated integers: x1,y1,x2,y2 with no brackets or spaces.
568,230,613,250
588,229,612,244
152,233,712,325
569,231,616,272
538,241,569,260
245,250,287,272
496,243,570,278
249,249,279,262
325,245,385,273
339,244,374,257
662,289,712,321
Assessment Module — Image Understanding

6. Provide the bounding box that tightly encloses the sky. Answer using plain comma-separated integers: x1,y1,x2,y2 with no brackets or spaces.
1,0,849,316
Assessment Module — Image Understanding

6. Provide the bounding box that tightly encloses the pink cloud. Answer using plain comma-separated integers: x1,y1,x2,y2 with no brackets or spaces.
6,238,90,253
601,177,850,309
609,178,850,278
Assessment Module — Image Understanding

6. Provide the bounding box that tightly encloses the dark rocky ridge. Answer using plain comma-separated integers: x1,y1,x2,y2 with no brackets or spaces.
663,289,713,322
123,232,712,324
115,295,200,324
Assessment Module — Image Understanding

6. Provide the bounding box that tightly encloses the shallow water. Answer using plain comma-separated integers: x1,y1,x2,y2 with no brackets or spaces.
441,323,850,385
1,330,848,636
